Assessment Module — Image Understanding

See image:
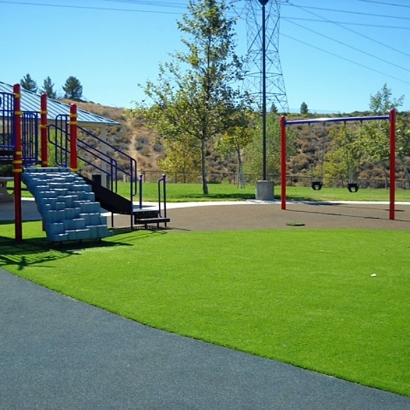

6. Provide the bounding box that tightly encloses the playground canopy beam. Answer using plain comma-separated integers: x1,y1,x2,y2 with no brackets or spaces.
280,110,397,220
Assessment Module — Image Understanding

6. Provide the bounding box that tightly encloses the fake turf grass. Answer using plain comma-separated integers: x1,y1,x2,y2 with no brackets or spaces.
116,182,410,203
0,222,409,397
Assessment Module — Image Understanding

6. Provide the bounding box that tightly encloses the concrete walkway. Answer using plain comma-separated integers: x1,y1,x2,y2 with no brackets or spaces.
1,268,410,409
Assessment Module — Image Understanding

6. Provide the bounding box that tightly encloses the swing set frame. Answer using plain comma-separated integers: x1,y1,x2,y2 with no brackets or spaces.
280,109,397,220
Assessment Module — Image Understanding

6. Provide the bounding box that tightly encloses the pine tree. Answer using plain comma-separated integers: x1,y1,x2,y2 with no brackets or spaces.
300,102,308,115
20,74,38,92
42,76,57,99
62,76,83,101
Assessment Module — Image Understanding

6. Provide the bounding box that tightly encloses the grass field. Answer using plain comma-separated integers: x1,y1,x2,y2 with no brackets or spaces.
16,181,410,203
114,182,410,203
0,220,409,397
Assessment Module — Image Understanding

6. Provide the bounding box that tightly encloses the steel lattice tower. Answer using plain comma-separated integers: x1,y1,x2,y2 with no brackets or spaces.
243,0,289,113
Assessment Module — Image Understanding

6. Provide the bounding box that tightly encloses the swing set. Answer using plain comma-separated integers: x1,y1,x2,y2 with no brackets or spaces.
280,110,397,220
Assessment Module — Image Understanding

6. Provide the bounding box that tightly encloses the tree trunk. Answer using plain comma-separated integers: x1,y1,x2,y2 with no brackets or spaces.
201,138,209,195
237,147,245,189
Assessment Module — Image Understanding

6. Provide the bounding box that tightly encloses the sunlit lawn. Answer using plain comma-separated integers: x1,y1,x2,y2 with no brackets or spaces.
0,221,409,397
115,181,410,203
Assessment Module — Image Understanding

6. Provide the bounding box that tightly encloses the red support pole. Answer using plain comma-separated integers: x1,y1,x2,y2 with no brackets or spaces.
69,104,78,172
280,115,287,210
13,84,23,242
389,108,396,221
40,93,48,167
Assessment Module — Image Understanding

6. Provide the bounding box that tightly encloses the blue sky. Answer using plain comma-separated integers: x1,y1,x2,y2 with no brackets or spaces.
2,0,410,113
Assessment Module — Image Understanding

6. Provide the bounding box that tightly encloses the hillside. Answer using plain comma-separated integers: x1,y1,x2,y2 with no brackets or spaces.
68,101,409,189
66,100,165,174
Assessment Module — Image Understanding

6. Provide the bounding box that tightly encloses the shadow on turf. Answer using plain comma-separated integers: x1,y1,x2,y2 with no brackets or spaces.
0,227,165,271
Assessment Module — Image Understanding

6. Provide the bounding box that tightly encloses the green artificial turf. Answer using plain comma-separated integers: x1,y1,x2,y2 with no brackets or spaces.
0,222,409,397
118,182,410,203
15,179,410,202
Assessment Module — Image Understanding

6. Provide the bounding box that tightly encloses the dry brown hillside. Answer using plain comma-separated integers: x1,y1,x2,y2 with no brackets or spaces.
64,100,165,173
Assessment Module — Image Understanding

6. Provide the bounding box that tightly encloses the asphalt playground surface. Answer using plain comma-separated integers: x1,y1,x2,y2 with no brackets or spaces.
1,199,410,409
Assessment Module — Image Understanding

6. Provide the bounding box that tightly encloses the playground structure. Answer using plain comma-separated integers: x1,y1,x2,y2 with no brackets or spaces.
280,110,397,220
0,82,169,242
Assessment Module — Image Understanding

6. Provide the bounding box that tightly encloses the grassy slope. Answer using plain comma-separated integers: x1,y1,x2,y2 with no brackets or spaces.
0,222,409,397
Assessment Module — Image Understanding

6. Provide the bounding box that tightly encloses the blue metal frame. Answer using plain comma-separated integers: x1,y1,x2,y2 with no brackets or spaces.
47,119,138,206
0,92,15,155
22,111,39,166
284,115,389,126
48,114,70,166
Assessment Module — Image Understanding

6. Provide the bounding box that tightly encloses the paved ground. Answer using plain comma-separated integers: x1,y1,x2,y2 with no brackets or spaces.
1,268,410,410
110,200,410,231
1,199,410,409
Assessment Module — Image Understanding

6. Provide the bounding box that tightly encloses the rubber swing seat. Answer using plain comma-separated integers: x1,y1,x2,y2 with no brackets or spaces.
311,181,323,191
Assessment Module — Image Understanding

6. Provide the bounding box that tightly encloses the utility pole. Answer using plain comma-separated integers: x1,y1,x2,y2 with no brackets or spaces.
244,0,288,199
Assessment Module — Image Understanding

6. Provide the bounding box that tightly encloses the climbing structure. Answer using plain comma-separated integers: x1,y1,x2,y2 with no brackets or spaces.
0,82,169,242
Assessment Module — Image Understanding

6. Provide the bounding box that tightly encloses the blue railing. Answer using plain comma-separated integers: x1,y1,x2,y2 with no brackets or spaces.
48,118,138,204
48,114,70,166
22,111,39,166
138,173,168,219
0,92,15,154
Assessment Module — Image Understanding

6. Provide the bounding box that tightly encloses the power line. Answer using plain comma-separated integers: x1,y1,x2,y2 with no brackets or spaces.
282,16,410,30
282,32,410,86
0,0,182,14
359,0,410,8
287,2,410,60
286,3,410,21
283,18,410,74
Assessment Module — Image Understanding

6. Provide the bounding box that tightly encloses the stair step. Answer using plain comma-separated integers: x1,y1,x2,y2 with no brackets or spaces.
134,217,170,225
22,168,112,242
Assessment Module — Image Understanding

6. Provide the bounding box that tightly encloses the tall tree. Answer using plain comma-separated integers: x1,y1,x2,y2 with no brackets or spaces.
41,76,57,99
20,73,38,92
63,76,83,101
360,84,404,165
159,135,201,182
139,0,251,195
216,109,255,188
244,112,296,180
325,125,363,184
300,102,308,115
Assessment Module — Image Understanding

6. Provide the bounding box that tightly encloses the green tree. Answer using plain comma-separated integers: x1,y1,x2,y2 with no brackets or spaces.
300,102,308,115
325,125,363,184
159,135,201,182
216,109,255,188
369,83,403,114
361,84,404,174
138,0,251,195
244,113,296,180
41,76,57,99
20,73,38,92
63,76,83,101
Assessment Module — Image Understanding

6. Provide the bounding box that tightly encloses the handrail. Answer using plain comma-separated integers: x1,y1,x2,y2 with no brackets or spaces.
47,119,138,204
77,126,138,200
157,174,167,218
138,173,143,209
0,91,15,152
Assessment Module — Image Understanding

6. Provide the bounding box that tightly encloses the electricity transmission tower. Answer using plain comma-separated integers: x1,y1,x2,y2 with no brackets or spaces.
243,0,289,113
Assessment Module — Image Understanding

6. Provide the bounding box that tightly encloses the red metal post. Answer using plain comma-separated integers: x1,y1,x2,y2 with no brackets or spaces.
13,84,23,242
280,115,287,210
389,109,396,221
69,104,78,172
40,93,48,167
